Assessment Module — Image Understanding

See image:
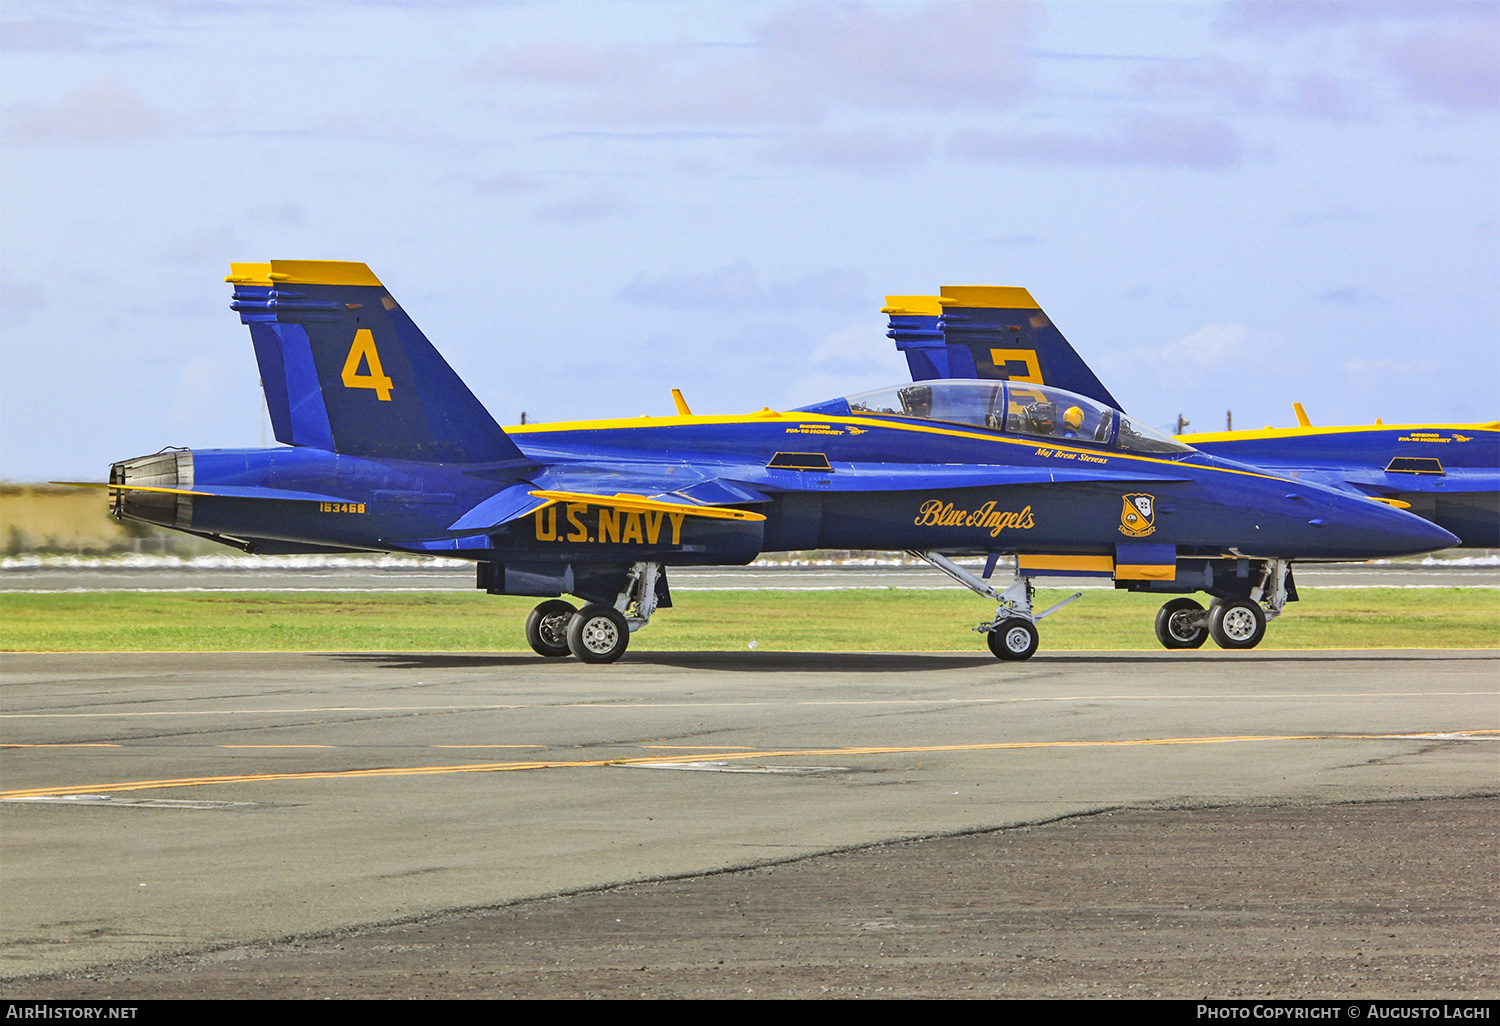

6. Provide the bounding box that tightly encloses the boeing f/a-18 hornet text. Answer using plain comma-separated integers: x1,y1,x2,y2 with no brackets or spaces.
90,261,1459,663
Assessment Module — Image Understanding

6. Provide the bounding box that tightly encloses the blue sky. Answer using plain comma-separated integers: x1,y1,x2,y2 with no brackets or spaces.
2,0,1496,480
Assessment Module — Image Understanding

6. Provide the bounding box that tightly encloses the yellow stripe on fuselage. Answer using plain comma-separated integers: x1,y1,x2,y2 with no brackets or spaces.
1017,554,1114,573
1179,422,1499,444
1116,564,1177,581
507,411,1298,484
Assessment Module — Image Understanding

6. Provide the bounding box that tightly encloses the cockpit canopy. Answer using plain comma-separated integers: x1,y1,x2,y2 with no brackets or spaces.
812,380,1193,455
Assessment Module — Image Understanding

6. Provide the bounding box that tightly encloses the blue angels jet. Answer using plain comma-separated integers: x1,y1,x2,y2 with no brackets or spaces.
96,261,1457,663
884,285,1497,649
886,286,1500,549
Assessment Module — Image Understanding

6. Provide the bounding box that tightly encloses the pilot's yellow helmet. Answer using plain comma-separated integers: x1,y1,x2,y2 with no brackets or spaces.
1063,406,1085,430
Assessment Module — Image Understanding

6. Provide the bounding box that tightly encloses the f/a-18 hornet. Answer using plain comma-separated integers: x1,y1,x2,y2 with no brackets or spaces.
100,262,1457,662
884,285,1494,649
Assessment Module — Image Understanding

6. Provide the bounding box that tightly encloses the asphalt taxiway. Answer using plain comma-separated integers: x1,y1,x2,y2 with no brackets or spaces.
3,559,1495,592
2,648,1495,989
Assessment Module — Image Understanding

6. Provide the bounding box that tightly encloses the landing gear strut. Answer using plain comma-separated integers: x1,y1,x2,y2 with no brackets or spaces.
911,551,1081,662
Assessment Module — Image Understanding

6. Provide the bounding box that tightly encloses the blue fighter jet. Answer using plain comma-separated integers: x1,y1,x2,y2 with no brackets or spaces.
886,287,1500,549
99,261,1457,663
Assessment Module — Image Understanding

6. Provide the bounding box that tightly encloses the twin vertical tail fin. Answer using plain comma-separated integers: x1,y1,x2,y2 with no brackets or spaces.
228,260,527,464
885,285,1124,413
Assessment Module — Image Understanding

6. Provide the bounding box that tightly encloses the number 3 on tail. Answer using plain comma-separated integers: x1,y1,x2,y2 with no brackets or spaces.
342,329,394,401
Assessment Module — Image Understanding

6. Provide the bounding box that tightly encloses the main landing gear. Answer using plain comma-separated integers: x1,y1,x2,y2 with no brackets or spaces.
524,562,662,664
911,551,1082,661
1151,559,1289,651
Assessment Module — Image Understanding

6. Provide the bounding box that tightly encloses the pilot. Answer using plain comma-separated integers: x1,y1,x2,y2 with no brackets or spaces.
1061,406,1085,439
898,385,933,419
1023,401,1057,436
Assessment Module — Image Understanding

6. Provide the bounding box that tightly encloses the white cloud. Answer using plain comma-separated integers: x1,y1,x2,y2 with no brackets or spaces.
1371,21,1500,110
471,1,1035,126
532,190,625,222
1158,323,1252,369
617,261,866,312
1133,57,1268,107
0,280,47,325
793,318,910,404
758,128,931,170
950,115,1243,170
2,78,175,145
1283,73,1361,120
154,227,250,267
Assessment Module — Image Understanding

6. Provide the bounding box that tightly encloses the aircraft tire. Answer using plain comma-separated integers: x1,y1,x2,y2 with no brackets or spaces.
987,618,1039,661
1154,598,1208,649
567,603,630,664
1209,599,1266,649
525,600,577,658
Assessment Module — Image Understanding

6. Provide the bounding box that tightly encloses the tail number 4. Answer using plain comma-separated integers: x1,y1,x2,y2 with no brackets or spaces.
342,329,394,401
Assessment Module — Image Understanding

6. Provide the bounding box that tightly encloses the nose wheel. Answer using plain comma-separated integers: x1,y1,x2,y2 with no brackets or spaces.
987,618,1039,660
909,551,1082,662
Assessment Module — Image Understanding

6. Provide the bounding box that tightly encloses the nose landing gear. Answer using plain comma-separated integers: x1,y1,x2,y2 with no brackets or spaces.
911,551,1081,661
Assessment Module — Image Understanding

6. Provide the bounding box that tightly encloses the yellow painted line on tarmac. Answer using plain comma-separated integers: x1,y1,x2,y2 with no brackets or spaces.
429,744,545,749
0,743,120,748
218,745,336,749
1,729,1493,800
640,745,756,749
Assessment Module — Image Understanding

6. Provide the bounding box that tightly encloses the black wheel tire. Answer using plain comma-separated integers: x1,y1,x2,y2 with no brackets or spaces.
1209,598,1267,650
566,603,630,664
987,617,1039,661
525,599,577,658
1154,598,1208,649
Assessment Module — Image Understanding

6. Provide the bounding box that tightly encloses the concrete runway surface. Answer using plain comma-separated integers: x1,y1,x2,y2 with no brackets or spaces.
2,649,1496,996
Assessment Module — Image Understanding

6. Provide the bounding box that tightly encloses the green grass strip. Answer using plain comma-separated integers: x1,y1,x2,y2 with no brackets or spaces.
2,589,1496,652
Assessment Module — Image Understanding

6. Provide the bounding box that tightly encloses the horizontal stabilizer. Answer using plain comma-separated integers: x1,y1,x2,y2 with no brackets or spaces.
447,483,553,532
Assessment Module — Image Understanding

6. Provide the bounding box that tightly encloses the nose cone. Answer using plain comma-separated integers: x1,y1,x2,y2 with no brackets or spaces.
1317,491,1459,559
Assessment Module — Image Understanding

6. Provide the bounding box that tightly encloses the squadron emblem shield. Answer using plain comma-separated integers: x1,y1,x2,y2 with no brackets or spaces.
1120,493,1156,537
